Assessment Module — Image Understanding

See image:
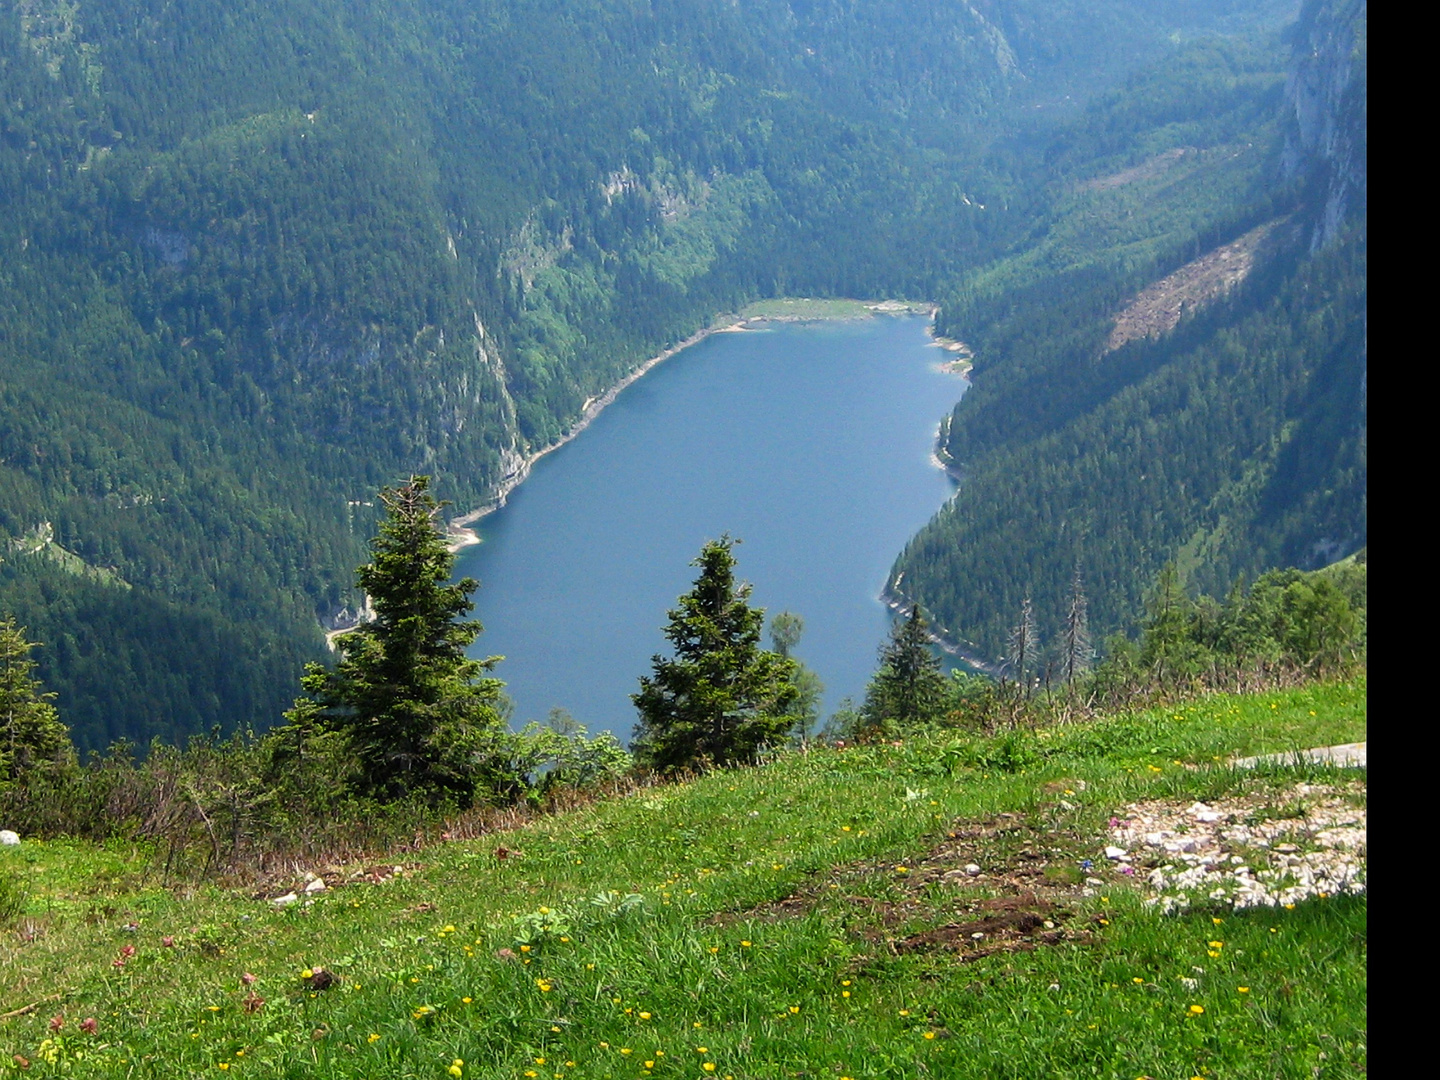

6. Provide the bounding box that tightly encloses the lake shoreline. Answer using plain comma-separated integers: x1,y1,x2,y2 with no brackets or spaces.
881,584,1001,675
445,315,749,550
445,301,940,551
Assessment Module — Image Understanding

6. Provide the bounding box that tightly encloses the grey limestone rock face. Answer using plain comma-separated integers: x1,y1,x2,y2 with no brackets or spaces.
1283,0,1367,249
0,830,20,846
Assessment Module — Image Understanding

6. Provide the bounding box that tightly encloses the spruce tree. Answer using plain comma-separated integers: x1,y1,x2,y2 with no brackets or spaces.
860,605,948,735
290,476,508,803
632,538,798,772
0,618,74,782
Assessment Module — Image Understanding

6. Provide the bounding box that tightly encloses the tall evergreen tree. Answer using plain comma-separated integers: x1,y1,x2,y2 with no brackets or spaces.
632,538,797,772
0,618,74,782
861,605,948,735
289,477,508,803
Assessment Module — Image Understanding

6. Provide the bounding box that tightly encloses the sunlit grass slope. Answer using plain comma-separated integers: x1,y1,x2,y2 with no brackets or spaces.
2,681,1366,1077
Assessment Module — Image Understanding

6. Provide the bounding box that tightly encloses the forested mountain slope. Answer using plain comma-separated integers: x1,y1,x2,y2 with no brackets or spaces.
891,0,1365,665
2,0,1302,751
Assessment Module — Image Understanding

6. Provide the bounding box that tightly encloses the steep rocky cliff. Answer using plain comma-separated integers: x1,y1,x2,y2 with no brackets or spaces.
1283,0,1367,248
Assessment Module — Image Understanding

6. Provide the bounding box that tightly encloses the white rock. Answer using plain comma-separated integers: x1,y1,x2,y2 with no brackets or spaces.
0,830,19,846
1104,846,1127,860
304,877,327,894
964,863,981,876
270,892,299,907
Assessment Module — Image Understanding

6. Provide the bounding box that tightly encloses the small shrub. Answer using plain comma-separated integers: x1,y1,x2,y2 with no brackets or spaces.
979,730,1041,772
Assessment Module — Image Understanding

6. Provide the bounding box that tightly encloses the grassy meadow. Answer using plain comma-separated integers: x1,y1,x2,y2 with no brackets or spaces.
2,681,1366,1078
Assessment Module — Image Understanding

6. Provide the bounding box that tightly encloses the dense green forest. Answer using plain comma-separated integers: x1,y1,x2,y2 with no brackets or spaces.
891,0,1366,663
2,0,1351,751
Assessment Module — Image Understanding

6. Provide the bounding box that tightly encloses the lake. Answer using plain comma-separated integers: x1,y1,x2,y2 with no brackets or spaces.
455,314,965,742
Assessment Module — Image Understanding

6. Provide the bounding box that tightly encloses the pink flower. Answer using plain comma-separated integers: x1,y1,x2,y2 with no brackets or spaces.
241,972,257,986
120,944,136,958
48,1015,64,1033
79,1018,98,1035
162,936,175,948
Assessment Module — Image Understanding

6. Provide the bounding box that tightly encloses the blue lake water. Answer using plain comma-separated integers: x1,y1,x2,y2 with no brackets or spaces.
456,315,964,742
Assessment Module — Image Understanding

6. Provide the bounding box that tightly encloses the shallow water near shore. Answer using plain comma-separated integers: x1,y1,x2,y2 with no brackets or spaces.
456,315,964,743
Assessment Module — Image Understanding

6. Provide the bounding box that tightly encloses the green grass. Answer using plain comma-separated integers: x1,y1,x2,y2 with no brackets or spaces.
0,681,1366,1077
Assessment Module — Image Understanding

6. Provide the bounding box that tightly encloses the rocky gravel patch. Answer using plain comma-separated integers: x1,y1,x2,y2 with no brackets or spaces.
1104,782,1366,914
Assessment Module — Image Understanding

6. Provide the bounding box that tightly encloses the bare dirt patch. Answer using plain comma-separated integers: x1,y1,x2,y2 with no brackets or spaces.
894,893,1088,960
727,811,1099,960
1104,217,1288,353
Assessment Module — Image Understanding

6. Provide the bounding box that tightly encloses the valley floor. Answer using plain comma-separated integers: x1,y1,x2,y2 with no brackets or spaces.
1,680,1366,1078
